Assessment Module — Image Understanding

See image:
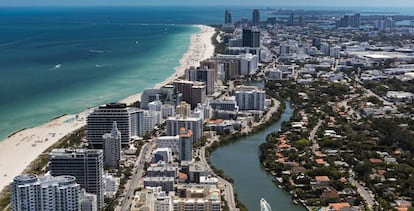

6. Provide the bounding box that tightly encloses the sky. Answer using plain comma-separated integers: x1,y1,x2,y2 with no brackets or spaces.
0,0,413,7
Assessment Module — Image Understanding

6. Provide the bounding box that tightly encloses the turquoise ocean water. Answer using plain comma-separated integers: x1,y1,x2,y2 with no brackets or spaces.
0,7,209,139
0,6,413,140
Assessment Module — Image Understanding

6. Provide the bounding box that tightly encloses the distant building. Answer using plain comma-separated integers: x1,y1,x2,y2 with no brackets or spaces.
178,128,193,162
103,121,121,168
166,117,203,142
87,103,130,148
336,13,361,28
298,16,305,27
11,174,81,211
49,149,104,210
267,17,277,25
224,10,232,24
330,46,341,58
252,9,260,25
280,45,291,56
288,12,294,26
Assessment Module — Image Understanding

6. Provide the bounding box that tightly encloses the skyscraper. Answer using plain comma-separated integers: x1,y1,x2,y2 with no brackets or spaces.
224,10,232,24
252,9,260,26
11,174,81,211
185,66,215,95
336,13,361,28
49,149,104,210
178,128,193,162
103,121,121,168
174,80,207,108
298,16,305,27
235,86,266,111
242,27,260,48
354,13,361,28
129,108,144,137
87,103,130,149
288,12,294,26
166,117,203,143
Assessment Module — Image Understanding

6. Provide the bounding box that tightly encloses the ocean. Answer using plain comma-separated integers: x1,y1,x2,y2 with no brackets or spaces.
0,7,219,139
0,6,414,140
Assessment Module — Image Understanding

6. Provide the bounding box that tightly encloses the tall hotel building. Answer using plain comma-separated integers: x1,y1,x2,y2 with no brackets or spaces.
178,128,193,162
49,149,104,210
87,103,130,148
235,86,266,111
103,121,121,168
252,9,260,25
174,80,206,109
185,66,215,95
166,117,203,143
129,108,144,137
224,10,232,24
11,174,81,211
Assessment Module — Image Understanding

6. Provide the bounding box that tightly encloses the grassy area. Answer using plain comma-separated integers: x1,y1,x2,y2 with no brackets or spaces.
211,27,226,55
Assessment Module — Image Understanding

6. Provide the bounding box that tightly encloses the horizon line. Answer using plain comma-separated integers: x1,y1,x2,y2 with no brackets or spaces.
0,5,413,8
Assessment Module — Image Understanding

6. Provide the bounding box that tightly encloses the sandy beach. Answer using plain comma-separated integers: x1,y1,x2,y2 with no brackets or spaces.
0,24,215,192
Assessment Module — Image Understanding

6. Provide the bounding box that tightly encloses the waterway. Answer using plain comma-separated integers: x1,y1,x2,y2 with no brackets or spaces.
210,101,306,211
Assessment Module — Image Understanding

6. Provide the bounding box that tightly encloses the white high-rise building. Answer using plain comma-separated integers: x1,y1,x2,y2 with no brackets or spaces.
162,104,176,119
143,110,158,135
11,174,81,211
129,108,144,137
103,121,121,168
148,95,163,125
235,86,266,111
330,46,341,58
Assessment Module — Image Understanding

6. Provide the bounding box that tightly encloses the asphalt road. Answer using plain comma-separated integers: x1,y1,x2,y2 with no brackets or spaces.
119,142,153,211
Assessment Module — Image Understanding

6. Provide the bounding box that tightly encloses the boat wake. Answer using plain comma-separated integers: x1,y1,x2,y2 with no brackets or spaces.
88,49,105,53
50,64,62,71
95,64,111,68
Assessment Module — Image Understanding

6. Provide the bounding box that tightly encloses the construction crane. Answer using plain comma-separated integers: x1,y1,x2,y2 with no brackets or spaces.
260,198,272,211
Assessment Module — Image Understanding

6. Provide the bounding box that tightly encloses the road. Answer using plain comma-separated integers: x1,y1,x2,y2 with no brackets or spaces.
348,176,377,210
119,142,153,211
309,119,323,153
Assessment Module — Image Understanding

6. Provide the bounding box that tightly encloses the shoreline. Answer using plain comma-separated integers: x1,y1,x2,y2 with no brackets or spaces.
0,24,216,192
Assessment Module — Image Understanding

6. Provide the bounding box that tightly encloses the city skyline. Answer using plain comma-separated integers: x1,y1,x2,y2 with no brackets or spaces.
0,0,414,7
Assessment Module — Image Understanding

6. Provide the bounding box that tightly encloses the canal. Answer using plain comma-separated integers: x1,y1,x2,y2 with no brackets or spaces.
210,101,306,211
